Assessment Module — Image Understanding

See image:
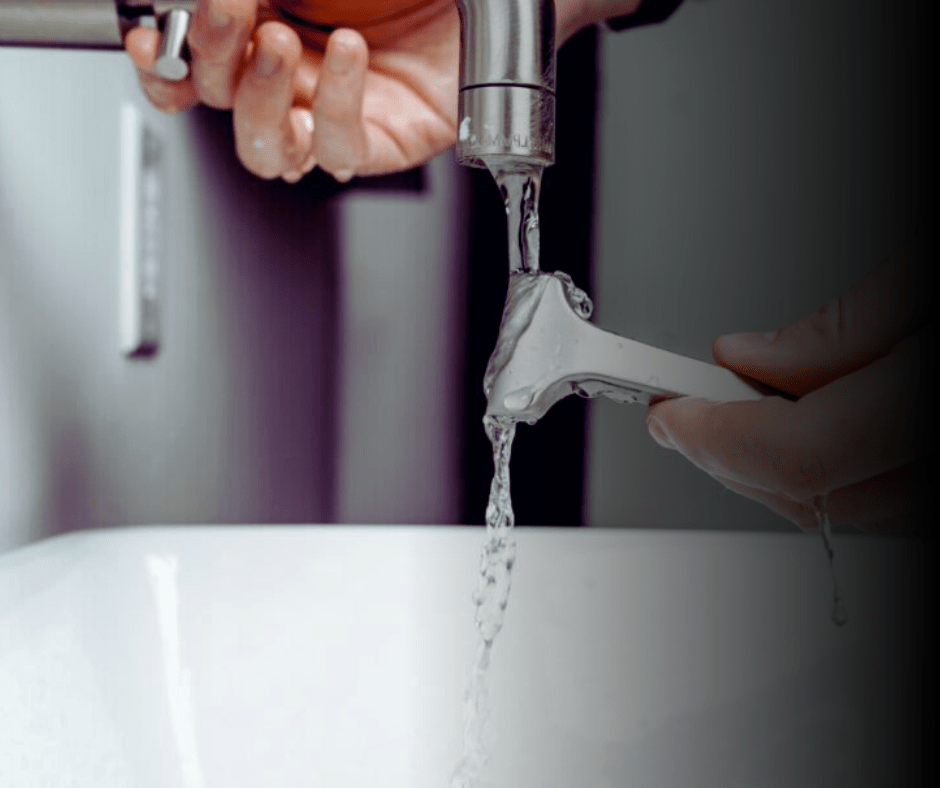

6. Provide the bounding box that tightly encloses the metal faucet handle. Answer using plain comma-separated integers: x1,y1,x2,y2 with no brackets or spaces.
154,6,191,81
0,1,196,62
484,273,765,423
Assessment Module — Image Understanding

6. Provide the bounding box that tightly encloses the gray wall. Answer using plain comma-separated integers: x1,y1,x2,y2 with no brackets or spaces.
0,49,340,552
333,160,466,524
1,48,465,552
587,0,927,529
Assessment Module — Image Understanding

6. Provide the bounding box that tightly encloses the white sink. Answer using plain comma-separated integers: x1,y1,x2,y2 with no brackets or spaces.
0,526,925,787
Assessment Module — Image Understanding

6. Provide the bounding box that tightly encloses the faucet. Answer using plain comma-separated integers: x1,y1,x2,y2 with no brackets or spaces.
454,0,556,171
484,272,764,423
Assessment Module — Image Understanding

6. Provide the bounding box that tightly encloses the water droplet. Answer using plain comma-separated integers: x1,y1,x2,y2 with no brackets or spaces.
502,387,534,412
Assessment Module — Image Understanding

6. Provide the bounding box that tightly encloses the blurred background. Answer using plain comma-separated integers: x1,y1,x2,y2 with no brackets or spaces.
1,0,930,552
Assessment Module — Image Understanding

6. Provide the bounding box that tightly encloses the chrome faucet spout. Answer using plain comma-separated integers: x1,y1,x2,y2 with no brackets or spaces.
454,0,556,169
484,273,764,423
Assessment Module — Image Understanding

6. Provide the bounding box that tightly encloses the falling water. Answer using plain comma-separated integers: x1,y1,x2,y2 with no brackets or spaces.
489,165,543,274
450,162,545,788
814,498,848,626
450,415,518,788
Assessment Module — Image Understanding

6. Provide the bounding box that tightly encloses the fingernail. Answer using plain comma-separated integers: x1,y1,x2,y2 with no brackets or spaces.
255,45,281,78
716,331,775,355
333,169,354,183
329,39,355,74
647,416,675,450
282,171,302,183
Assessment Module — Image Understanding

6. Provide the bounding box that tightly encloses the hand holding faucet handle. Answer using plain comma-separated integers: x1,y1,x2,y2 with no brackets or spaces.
124,0,649,181
125,0,461,182
646,224,934,535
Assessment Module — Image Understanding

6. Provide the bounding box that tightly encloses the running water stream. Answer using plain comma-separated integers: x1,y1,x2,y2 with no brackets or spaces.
450,414,518,788
814,498,848,627
451,164,599,786
450,164,543,788
490,166,543,275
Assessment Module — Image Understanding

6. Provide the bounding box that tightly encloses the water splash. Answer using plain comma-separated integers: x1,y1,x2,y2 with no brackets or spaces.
482,270,594,414
553,270,593,319
813,497,848,627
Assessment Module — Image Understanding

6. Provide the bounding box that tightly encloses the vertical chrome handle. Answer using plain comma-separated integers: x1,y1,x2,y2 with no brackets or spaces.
0,2,196,82
154,6,190,81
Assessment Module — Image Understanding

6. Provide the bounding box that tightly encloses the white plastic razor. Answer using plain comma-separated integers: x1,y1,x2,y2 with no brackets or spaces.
484,272,764,422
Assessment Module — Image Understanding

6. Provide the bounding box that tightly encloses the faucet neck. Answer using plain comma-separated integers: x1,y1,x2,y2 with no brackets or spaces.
455,0,556,90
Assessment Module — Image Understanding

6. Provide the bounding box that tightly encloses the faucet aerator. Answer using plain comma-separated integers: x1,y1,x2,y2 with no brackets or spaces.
455,0,557,170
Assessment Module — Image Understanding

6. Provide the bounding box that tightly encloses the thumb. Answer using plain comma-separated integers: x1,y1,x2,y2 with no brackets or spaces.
713,225,932,397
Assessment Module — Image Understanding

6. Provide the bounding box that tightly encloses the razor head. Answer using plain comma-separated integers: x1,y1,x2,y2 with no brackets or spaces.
484,273,763,423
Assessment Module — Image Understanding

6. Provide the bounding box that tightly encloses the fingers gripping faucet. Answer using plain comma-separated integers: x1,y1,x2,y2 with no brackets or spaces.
0,1,195,81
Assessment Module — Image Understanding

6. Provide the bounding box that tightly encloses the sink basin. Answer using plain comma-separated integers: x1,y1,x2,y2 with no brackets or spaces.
0,526,926,787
